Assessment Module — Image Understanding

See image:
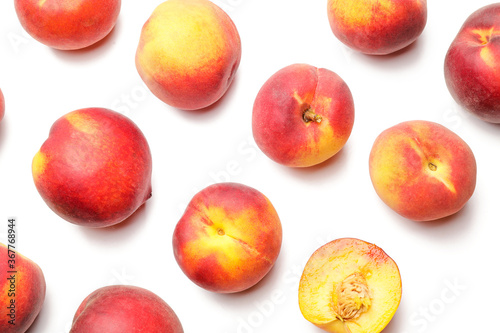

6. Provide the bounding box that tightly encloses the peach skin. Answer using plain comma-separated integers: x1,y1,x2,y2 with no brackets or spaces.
70,285,184,333
0,88,4,122
136,0,241,110
444,3,500,123
32,108,152,228
369,120,476,221
0,242,46,333
173,183,282,293
327,0,427,55
299,238,402,333
252,63,354,168
14,0,120,50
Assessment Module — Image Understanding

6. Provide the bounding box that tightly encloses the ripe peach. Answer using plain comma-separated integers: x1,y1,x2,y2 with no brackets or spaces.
70,285,183,333
14,0,120,50
252,63,354,168
327,0,427,55
0,89,4,122
32,108,152,228
173,183,282,293
136,0,241,110
298,238,402,333
444,3,500,123
0,242,46,333
369,120,476,221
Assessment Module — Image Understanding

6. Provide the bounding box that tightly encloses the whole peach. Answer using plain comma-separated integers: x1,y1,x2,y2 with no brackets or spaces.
327,0,427,55
0,242,46,333
444,3,500,123
70,285,183,333
14,0,120,50
173,183,282,293
252,63,354,167
369,120,476,221
136,0,241,110
32,108,152,227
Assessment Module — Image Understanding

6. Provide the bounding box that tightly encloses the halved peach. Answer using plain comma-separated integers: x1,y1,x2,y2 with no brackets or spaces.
298,238,401,333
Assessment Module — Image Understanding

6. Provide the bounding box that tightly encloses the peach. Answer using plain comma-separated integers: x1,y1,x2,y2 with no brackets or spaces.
173,183,282,293
0,242,46,333
32,108,152,228
136,0,241,110
0,88,4,122
298,238,402,333
252,63,354,168
14,0,120,50
327,0,427,55
369,120,476,221
70,285,183,333
444,3,500,123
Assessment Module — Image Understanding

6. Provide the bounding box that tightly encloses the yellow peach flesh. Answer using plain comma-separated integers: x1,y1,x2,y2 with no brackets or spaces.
299,238,401,333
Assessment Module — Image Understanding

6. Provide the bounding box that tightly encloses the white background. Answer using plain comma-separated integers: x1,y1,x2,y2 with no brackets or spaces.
0,1,499,332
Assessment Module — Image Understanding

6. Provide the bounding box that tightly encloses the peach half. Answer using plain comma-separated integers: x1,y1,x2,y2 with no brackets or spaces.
369,120,476,221
173,183,282,293
252,63,354,167
298,238,401,333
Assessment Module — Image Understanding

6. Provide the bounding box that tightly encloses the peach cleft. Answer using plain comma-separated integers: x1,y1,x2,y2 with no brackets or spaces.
173,182,282,293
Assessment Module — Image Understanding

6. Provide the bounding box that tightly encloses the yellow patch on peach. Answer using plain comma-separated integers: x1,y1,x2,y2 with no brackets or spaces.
479,47,497,68
331,0,396,27
182,205,272,269
32,151,48,180
65,112,100,135
137,1,227,79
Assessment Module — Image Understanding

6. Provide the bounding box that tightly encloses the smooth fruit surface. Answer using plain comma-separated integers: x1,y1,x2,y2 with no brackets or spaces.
136,0,241,110
252,63,354,168
0,89,4,122
14,0,121,50
369,120,476,221
299,238,402,333
327,0,427,55
32,108,152,228
69,285,184,333
0,243,46,333
444,3,500,123
173,183,282,293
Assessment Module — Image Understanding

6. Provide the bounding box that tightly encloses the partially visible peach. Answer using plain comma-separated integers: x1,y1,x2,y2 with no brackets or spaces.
136,0,241,110
70,285,183,333
369,120,476,221
444,3,500,123
32,108,152,228
0,89,4,122
252,63,354,167
298,238,402,333
173,183,282,293
14,0,120,50
327,0,427,55
0,242,46,333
